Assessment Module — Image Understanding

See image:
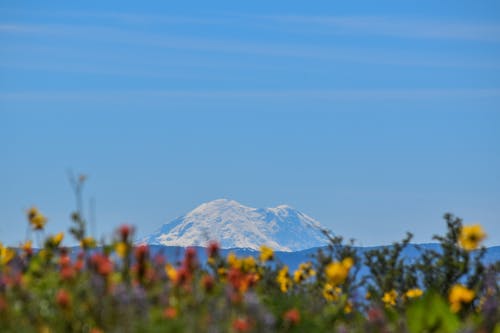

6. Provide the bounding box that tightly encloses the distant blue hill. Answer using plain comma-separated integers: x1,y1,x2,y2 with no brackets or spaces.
143,244,500,271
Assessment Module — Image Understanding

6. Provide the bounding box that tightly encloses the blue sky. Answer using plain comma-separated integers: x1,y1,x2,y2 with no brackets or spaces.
1,0,499,247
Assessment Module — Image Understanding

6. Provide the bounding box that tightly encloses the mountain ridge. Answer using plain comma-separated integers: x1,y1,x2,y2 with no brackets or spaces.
139,199,329,252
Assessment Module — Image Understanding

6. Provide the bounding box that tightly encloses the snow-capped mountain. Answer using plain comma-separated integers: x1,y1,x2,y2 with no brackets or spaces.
139,199,329,252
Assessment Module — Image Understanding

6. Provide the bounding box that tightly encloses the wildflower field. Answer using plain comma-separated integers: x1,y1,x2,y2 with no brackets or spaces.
0,181,499,332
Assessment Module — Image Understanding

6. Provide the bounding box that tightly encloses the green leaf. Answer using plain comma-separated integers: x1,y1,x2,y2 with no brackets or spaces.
406,291,460,333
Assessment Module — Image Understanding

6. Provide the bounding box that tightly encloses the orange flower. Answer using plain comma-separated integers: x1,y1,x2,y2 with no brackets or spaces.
60,266,75,281
283,308,300,325
56,289,71,308
165,264,178,282
232,317,251,332
163,306,178,319
90,253,113,276
228,267,245,292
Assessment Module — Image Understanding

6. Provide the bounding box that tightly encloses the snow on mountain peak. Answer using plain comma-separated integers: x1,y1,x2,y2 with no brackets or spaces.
140,199,329,252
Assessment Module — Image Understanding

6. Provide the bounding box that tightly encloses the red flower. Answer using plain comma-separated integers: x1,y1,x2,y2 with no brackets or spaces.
186,247,196,258
367,306,385,324
56,289,71,308
283,308,301,325
175,266,191,286
74,259,84,271
118,224,133,241
245,273,259,289
229,290,243,304
135,244,149,261
228,267,243,291
98,259,113,276
59,254,71,268
0,296,6,312
183,247,198,271
60,266,75,281
207,241,220,258
154,254,166,266
232,317,251,332
202,274,215,292
163,306,178,319
90,253,113,276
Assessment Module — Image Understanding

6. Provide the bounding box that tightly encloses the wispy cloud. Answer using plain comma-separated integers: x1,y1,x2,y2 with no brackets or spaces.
2,88,500,103
2,8,500,42
2,23,499,70
257,15,500,42
0,8,240,26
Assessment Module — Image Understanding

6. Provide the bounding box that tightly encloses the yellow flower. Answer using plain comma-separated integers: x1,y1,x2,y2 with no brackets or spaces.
111,272,122,285
81,237,97,249
22,240,33,253
293,262,316,283
227,252,242,269
322,283,341,302
39,325,51,333
27,206,39,220
259,245,274,262
405,288,423,299
449,284,475,313
459,224,486,251
344,300,353,314
38,249,49,260
341,257,354,270
299,262,316,276
115,242,127,258
325,257,353,286
0,242,15,265
293,269,306,283
27,207,47,230
382,290,398,308
217,267,227,280
165,264,178,282
242,256,256,272
51,233,64,247
276,266,292,293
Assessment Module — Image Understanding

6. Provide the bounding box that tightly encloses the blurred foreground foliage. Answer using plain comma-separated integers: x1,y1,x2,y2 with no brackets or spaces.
0,177,498,332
